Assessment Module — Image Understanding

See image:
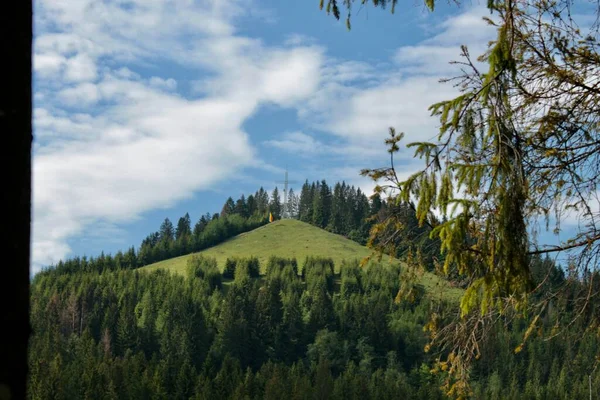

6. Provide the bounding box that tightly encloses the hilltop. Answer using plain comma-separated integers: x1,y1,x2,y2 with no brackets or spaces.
142,219,461,300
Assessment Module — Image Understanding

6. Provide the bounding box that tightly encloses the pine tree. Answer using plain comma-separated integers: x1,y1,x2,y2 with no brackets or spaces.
288,188,299,219
270,187,282,220
246,194,257,216
299,180,313,222
369,193,381,215
234,195,248,218
354,189,368,226
176,213,192,240
221,197,236,217
116,309,139,356
255,187,269,216
193,214,209,237
320,180,332,228
313,358,334,400
312,186,324,228
329,182,344,233
159,218,175,242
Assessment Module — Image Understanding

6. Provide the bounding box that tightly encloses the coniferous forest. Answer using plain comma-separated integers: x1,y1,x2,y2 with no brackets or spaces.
30,255,600,399
123,180,437,271
30,181,600,399
12,0,599,396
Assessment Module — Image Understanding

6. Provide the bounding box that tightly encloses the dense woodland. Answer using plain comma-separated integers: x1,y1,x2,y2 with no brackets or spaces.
48,180,390,273
31,254,600,399
20,0,600,395
31,182,600,399
67,180,438,272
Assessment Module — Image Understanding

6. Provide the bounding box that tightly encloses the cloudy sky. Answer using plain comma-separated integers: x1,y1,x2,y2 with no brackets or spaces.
32,0,502,273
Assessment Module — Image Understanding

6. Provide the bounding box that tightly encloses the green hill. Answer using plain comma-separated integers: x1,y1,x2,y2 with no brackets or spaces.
142,219,461,300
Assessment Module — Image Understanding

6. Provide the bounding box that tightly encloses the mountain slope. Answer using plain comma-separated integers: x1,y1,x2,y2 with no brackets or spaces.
142,219,461,300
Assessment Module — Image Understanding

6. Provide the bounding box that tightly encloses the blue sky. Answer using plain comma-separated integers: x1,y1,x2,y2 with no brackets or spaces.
32,0,591,273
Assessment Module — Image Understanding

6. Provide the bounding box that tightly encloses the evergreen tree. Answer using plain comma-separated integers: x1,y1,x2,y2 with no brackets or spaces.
221,197,235,218
159,218,175,242
355,189,369,228
370,193,383,217
116,309,139,356
176,213,192,240
193,214,210,238
255,187,269,216
270,187,282,220
299,180,313,222
234,195,248,218
288,188,299,219
311,181,332,229
246,194,257,216
320,180,332,228
329,182,344,233
312,186,324,228
124,247,137,270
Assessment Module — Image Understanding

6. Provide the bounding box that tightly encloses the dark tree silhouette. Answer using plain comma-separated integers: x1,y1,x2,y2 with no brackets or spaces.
1,2,32,399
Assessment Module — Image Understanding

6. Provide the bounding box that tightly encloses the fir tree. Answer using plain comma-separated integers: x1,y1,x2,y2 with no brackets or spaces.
234,195,248,218
221,197,235,217
176,213,192,240
312,186,324,228
255,187,269,216
319,180,332,228
159,218,175,242
299,180,313,222
287,188,299,219
193,214,210,237
246,194,257,216
329,182,344,233
270,187,282,220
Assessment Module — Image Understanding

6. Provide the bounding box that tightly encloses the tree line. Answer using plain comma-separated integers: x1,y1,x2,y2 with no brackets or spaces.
29,254,600,399
45,180,442,276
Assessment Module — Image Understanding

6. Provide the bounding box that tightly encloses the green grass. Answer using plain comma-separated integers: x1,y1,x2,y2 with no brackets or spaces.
142,219,462,301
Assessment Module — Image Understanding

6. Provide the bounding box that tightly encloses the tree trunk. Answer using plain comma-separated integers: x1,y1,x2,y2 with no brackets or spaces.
0,2,32,400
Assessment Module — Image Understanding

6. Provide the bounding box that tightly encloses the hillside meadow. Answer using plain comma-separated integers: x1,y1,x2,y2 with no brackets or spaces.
143,219,462,301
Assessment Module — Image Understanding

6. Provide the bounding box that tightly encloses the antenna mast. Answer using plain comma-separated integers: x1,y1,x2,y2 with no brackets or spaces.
275,166,297,219
283,168,289,219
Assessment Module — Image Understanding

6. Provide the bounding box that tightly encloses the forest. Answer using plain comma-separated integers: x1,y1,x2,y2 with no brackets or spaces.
2,0,598,396
31,181,600,399
30,252,600,399
45,180,441,277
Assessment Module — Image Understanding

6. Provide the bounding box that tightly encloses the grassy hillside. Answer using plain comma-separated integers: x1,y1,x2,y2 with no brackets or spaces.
142,219,461,300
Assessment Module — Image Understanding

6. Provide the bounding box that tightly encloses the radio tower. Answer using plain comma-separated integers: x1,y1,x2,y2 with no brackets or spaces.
275,166,297,219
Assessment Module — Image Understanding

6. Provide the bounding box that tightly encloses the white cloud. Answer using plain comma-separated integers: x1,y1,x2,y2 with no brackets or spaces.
394,45,464,75
149,77,177,91
427,5,495,46
57,82,100,107
32,0,500,272
394,7,495,76
265,131,324,154
260,48,324,107
113,67,141,80
32,0,324,272
259,5,499,208
296,5,496,164
64,53,97,82
323,60,376,84
191,40,324,105
35,33,98,58
265,130,385,161
283,33,317,47
34,52,66,77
